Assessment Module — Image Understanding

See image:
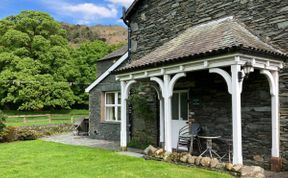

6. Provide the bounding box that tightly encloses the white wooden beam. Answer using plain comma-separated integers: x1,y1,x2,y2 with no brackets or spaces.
209,68,232,94
231,64,243,164
151,85,165,147
120,80,136,150
260,70,280,158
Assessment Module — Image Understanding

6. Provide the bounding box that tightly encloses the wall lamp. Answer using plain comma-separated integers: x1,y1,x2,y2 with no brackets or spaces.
238,61,254,82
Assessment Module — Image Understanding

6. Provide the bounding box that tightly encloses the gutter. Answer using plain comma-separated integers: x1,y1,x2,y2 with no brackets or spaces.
122,7,132,63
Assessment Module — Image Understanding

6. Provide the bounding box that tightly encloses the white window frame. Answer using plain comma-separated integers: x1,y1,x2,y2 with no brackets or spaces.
173,90,189,121
105,92,121,122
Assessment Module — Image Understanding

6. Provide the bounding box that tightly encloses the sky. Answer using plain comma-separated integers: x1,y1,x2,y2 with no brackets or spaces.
0,0,134,26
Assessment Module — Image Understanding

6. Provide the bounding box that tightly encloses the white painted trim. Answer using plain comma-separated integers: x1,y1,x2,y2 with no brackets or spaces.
260,70,276,96
120,80,136,149
104,92,121,122
116,53,283,82
209,68,232,94
260,70,280,157
85,53,128,93
231,64,243,164
151,85,165,146
172,90,189,121
168,73,186,97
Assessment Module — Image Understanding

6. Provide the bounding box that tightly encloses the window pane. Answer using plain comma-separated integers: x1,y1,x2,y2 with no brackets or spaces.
180,92,188,120
172,93,179,120
106,93,115,104
118,93,121,105
106,107,115,121
117,106,121,121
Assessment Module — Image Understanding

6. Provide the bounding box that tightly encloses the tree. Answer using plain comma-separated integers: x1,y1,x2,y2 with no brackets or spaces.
71,40,116,106
0,10,125,110
0,11,76,110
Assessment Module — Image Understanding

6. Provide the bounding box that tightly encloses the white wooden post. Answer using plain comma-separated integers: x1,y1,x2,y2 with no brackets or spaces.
271,71,280,158
120,80,136,151
152,85,165,147
260,70,280,158
159,98,164,146
163,74,172,152
151,73,186,152
231,64,243,164
120,81,127,150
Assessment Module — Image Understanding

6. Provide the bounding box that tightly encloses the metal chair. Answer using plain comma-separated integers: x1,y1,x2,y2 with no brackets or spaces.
176,123,202,154
73,117,89,136
176,125,190,151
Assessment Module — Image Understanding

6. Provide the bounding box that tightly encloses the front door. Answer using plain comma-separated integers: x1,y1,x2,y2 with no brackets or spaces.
171,90,189,149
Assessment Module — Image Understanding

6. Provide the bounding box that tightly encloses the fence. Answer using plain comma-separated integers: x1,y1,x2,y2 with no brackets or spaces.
6,114,88,124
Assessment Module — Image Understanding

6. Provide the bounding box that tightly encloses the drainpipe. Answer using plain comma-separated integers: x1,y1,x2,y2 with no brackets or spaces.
122,7,132,63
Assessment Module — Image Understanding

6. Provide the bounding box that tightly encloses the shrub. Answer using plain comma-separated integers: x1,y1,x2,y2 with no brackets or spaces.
0,110,6,133
1,126,17,142
17,128,40,140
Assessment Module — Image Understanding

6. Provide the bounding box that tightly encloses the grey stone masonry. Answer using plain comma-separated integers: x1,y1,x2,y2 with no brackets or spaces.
89,58,121,141
127,0,288,170
129,0,288,60
175,70,273,169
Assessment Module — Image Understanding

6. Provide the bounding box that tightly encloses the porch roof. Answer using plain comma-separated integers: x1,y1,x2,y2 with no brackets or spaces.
116,17,287,74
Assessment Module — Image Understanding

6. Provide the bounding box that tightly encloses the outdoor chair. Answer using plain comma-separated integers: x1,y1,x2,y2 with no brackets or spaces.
218,138,233,163
176,123,202,154
73,117,89,136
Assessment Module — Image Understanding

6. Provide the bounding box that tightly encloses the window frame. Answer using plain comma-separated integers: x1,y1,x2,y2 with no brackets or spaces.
172,90,189,121
104,92,121,122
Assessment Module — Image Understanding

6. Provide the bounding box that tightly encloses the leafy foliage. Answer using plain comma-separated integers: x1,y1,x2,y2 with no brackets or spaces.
0,110,6,133
0,11,123,110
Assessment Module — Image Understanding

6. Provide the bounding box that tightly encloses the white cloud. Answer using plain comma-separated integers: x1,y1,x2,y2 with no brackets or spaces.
63,3,117,18
107,0,134,8
39,0,119,25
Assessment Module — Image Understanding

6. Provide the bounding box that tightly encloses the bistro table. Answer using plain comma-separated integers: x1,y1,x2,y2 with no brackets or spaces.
198,135,221,159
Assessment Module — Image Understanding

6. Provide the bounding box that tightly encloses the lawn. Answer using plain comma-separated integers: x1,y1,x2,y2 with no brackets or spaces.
0,140,233,178
3,109,89,127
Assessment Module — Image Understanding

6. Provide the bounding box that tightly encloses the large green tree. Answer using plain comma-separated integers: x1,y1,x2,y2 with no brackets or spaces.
0,10,125,110
71,41,122,106
0,11,77,110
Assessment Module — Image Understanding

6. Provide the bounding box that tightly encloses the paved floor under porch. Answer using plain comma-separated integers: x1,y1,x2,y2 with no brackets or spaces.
41,133,144,158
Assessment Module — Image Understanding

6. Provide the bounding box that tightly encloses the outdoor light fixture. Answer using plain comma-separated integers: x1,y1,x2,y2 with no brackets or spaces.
238,61,254,82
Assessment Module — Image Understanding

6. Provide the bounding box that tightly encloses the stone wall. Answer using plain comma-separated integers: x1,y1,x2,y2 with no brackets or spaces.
128,83,159,147
129,0,288,59
89,58,121,141
280,66,288,170
128,0,288,170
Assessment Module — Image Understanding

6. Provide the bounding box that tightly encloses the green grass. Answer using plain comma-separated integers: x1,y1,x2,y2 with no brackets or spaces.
0,140,233,178
3,109,88,127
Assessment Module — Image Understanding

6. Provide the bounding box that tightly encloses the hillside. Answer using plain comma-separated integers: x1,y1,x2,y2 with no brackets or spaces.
62,24,127,46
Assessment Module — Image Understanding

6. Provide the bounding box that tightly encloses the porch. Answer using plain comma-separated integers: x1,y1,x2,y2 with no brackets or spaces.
116,54,283,170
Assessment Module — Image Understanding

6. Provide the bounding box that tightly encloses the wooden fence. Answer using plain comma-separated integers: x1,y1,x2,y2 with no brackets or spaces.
6,114,88,124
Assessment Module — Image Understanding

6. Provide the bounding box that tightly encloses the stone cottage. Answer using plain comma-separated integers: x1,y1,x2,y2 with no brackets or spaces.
86,0,288,171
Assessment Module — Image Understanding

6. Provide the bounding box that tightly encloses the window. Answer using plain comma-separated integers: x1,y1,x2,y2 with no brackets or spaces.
172,90,189,120
105,92,121,121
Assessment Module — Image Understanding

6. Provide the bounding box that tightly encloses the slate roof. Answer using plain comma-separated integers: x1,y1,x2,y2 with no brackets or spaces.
116,17,287,73
100,45,128,61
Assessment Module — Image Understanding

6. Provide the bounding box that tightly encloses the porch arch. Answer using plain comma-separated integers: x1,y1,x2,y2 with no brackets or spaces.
120,80,136,150
150,73,186,152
